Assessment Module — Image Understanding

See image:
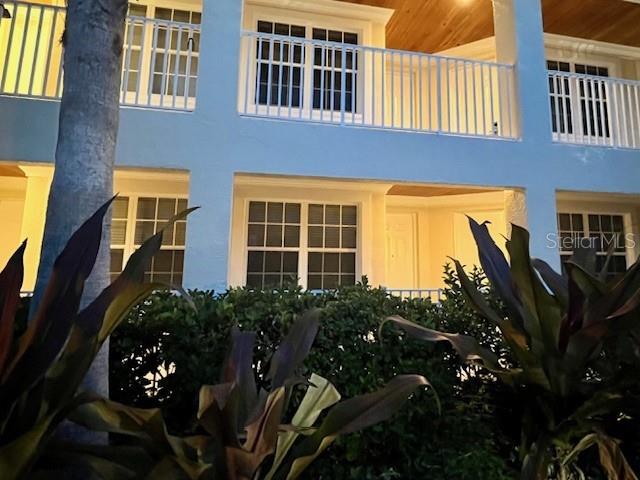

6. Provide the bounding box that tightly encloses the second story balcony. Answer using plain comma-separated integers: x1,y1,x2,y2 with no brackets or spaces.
0,0,201,111
237,27,518,140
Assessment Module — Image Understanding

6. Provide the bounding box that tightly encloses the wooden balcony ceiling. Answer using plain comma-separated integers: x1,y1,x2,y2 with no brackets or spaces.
342,0,640,53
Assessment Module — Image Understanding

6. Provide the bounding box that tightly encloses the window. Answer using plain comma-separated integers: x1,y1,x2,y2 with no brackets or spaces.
245,201,358,289
557,212,628,278
246,201,301,288
547,60,611,139
256,21,305,107
312,29,359,113
575,64,610,138
548,61,573,135
110,196,188,285
151,7,201,98
122,3,201,101
254,20,359,113
307,204,357,289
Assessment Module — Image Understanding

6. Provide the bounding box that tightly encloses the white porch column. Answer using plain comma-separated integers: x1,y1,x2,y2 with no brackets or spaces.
19,165,53,292
504,189,528,236
525,186,560,270
493,0,552,144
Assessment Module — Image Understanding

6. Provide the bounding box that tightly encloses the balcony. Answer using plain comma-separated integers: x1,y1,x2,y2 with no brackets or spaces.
237,31,518,139
548,69,640,149
0,0,200,111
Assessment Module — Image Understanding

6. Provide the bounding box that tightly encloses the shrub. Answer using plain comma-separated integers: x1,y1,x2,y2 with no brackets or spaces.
111,275,517,479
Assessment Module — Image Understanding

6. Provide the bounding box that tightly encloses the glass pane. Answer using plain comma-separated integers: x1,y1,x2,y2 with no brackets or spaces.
174,222,187,246
249,201,266,222
284,225,300,247
113,197,129,218
266,225,283,247
135,221,156,244
111,220,127,245
342,274,356,286
267,202,284,223
558,213,571,231
309,204,324,224
174,251,184,272
110,249,124,273
154,250,174,272
325,205,340,225
137,198,157,219
324,253,340,273
308,253,323,273
325,226,340,248
155,7,172,20
247,251,264,273
308,226,323,248
342,227,356,249
341,253,356,274
308,274,322,290
342,205,357,225
324,274,339,289
248,224,265,247
247,274,263,288
285,203,301,224
157,198,176,220
282,252,298,274
265,251,282,273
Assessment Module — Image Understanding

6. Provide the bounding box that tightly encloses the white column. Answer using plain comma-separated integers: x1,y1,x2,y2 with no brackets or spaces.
493,0,552,144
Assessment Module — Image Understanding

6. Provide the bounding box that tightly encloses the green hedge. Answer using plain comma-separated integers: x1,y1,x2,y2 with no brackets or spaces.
110,269,517,479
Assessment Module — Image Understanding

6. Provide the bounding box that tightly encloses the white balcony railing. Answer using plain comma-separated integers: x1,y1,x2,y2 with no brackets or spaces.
548,70,640,149
238,31,518,139
0,1,200,110
386,288,444,303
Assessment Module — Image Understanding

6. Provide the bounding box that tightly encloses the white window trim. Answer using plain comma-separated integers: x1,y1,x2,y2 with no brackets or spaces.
242,198,361,290
557,210,635,269
111,193,189,274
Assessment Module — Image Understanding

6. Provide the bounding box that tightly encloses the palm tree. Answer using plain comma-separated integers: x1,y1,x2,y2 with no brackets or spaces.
32,0,128,401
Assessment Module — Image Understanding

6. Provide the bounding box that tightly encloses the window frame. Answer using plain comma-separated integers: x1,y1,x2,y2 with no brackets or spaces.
242,5,370,120
122,1,202,108
546,58,618,143
556,210,634,277
110,193,189,284
242,198,361,290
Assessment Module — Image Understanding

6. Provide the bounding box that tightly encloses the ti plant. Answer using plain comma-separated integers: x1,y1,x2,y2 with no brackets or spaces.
0,198,193,479
383,218,640,480
68,311,432,479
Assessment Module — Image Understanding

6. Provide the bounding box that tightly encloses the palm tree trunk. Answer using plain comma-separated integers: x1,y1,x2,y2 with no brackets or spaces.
32,0,127,407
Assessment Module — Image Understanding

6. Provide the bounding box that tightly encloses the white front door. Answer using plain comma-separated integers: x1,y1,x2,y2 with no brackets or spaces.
385,213,417,289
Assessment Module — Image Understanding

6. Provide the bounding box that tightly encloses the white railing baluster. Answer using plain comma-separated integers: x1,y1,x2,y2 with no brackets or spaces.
0,3,199,110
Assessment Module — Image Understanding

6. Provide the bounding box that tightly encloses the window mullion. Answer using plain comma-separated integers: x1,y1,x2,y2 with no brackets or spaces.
300,201,309,290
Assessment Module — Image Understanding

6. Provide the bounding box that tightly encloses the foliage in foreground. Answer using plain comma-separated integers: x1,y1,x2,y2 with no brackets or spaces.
384,219,640,480
0,198,189,479
111,277,517,479
75,311,429,479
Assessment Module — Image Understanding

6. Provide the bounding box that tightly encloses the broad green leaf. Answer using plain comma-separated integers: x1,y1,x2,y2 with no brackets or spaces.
267,311,320,389
563,433,638,480
382,315,508,377
283,375,429,480
0,414,54,480
265,374,340,480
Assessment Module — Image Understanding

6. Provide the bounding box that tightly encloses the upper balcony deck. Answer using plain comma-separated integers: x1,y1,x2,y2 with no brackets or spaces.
1,0,640,152
0,0,201,111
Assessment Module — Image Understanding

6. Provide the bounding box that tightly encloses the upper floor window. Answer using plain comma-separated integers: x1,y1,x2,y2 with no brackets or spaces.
547,60,610,140
557,212,628,278
245,201,358,290
253,21,359,113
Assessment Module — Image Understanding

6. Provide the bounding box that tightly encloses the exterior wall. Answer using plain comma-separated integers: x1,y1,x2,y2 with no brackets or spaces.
0,163,189,291
1,0,640,291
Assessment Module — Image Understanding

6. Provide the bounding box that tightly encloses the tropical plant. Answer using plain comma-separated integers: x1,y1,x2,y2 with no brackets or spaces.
110,281,517,479
0,198,191,479
70,309,431,479
383,218,640,480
